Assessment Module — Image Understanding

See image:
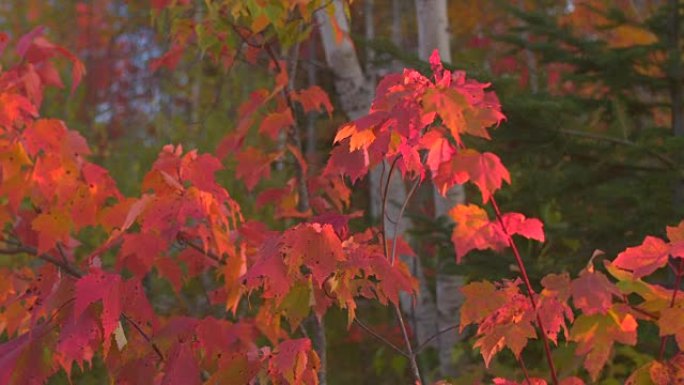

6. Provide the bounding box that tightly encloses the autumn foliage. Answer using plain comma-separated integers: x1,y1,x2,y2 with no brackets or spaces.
1,4,684,385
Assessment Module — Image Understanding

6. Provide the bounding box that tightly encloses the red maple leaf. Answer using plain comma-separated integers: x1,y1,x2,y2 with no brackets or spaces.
571,269,620,315
74,268,122,353
613,236,670,278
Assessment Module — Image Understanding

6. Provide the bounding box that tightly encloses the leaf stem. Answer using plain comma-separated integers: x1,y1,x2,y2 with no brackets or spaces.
381,157,399,260
390,178,420,266
490,197,559,385
658,258,684,360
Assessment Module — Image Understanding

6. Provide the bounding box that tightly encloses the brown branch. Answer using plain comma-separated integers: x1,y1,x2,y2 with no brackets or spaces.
177,233,225,265
393,304,422,384
353,317,408,358
121,313,164,362
415,324,459,354
390,178,419,266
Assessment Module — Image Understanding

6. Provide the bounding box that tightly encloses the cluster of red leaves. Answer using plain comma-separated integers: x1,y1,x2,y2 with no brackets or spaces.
2,8,684,383
460,220,684,383
0,24,419,384
327,51,506,192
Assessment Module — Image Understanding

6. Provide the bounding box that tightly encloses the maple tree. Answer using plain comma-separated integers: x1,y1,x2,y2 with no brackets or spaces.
2,1,684,384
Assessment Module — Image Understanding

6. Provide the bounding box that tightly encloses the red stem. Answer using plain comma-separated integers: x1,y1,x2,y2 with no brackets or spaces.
658,258,684,361
490,197,559,385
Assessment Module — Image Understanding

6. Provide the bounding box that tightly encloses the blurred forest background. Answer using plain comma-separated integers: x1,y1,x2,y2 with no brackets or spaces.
1,0,683,383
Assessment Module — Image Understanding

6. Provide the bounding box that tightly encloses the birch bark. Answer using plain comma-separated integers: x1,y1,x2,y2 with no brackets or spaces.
316,0,439,359
416,0,465,378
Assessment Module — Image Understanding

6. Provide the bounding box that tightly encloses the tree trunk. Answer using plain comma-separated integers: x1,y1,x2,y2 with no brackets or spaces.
416,0,465,378
316,0,438,369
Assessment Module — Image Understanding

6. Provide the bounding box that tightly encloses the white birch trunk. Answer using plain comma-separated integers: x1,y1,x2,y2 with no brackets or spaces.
317,0,439,354
416,0,465,378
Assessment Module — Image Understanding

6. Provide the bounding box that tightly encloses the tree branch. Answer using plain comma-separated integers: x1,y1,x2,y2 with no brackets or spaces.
353,317,408,357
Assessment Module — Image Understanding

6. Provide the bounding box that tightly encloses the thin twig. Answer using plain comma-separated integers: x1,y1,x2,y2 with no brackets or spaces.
121,313,165,361
415,324,459,354
659,258,684,360
393,303,422,384
390,178,420,266
177,233,224,265
377,154,422,384
353,317,408,357
56,243,69,266
381,157,399,259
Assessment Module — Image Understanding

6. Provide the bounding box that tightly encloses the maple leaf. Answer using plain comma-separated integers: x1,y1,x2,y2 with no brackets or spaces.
31,209,72,253
16,26,46,58
161,340,201,385
613,236,670,278
460,281,508,331
206,352,262,385
121,279,158,333
436,149,510,202
368,254,417,306
538,273,574,343
501,213,545,242
626,360,667,385
658,307,684,350
423,87,469,143
571,268,620,315
462,280,537,366
537,296,573,344
235,147,281,191
325,139,370,183
570,306,637,380
54,306,101,378
179,150,224,194
243,237,292,301
74,268,123,354
280,223,346,286
0,323,56,385
119,233,167,277
667,220,684,258
292,85,333,116
277,279,313,330
449,204,507,261
22,119,67,157
259,109,295,140
475,293,536,367
0,93,37,128
270,338,319,385
420,128,456,176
